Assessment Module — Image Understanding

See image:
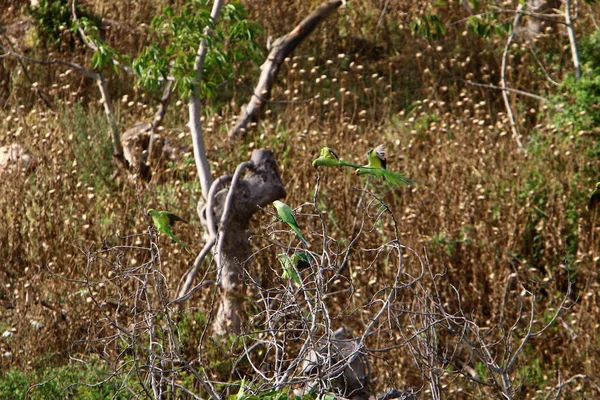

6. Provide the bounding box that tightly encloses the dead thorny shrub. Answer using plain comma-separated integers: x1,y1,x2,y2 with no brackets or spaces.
49,183,580,399
2,0,600,397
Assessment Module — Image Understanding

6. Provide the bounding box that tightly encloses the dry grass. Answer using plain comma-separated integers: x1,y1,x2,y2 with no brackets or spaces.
1,0,600,398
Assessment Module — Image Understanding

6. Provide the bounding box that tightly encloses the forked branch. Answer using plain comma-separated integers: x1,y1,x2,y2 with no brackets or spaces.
228,0,346,138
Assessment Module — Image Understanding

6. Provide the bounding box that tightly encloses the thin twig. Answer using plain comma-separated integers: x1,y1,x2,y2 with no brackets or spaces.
501,4,525,151
460,79,548,102
564,0,581,79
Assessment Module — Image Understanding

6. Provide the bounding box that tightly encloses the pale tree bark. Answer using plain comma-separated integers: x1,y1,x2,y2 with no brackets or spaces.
212,150,286,333
173,149,285,335
96,75,124,158
564,0,581,79
157,0,288,338
188,0,224,200
181,0,349,336
228,0,345,138
501,4,525,151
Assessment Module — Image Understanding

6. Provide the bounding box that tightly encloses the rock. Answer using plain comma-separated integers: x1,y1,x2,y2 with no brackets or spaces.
296,328,371,400
0,143,36,174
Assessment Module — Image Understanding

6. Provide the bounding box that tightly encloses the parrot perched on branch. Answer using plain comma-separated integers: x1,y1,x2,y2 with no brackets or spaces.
355,144,414,187
147,208,191,253
312,147,361,168
273,200,308,245
277,252,311,285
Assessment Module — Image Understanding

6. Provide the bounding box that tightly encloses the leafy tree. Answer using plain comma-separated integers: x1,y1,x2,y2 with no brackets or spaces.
133,1,263,99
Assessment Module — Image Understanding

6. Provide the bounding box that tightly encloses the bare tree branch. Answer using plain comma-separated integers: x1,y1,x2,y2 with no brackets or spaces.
564,0,581,79
188,0,224,200
0,46,124,158
501,4,525,151
461,79,548,102
228,0,345,138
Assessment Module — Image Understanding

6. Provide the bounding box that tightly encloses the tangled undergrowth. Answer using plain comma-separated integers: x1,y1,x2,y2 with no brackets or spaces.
1,0,600,398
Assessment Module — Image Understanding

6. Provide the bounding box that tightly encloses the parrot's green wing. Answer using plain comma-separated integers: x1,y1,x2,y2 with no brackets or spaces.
293,251,311,270
355,167,414,187
147,208,191,253
163,211,187,226
277,253,302,285
355,144,413,187
339,160,363,168
148,209,167,231
355,166,383,178
588,182,600,211
273,201,309,245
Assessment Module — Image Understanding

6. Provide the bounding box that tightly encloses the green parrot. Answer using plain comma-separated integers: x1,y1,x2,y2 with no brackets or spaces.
147,208,191,253
355,144,414,186
273,200,308,245
277,253,309,285
588,182,600,211
312,147,361,168
291,251,311,269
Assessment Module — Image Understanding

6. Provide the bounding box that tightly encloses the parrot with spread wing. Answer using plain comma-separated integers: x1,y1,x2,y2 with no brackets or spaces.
273,200,308,245
355,144,414,186
312,147,361,168
588,182,600,211
147,208,191,253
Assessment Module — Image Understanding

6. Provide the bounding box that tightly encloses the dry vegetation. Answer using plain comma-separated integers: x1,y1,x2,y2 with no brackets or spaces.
1,0,600,398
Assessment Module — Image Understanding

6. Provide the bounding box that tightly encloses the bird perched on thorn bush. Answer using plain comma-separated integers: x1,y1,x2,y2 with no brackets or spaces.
147,208,191,253
273,200,308,245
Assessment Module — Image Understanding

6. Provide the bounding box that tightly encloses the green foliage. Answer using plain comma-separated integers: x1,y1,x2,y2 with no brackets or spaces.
466,13,511,39
553,29,600,132
430,228,471,257
517,169,548,267
204,334,240,377
0,361,130,399
0,370,28,399
564,193,582,275
411,13,446,40
176,310,208,350
229,382,317,400
556,72,600,132
460,0,513,39
28,0,121,69
28,0,73,45
71,17,125,71
517,356,546,390
28,0,99,47
133,0,263,99
64,104,115,194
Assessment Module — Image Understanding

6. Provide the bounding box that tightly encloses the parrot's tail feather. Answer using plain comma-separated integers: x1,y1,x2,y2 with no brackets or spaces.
292,226,309,245
167,231,192,253
383,170,415,187
339,160,363,169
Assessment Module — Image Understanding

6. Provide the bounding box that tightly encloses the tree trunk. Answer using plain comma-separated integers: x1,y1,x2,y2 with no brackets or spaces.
211,149,286,334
